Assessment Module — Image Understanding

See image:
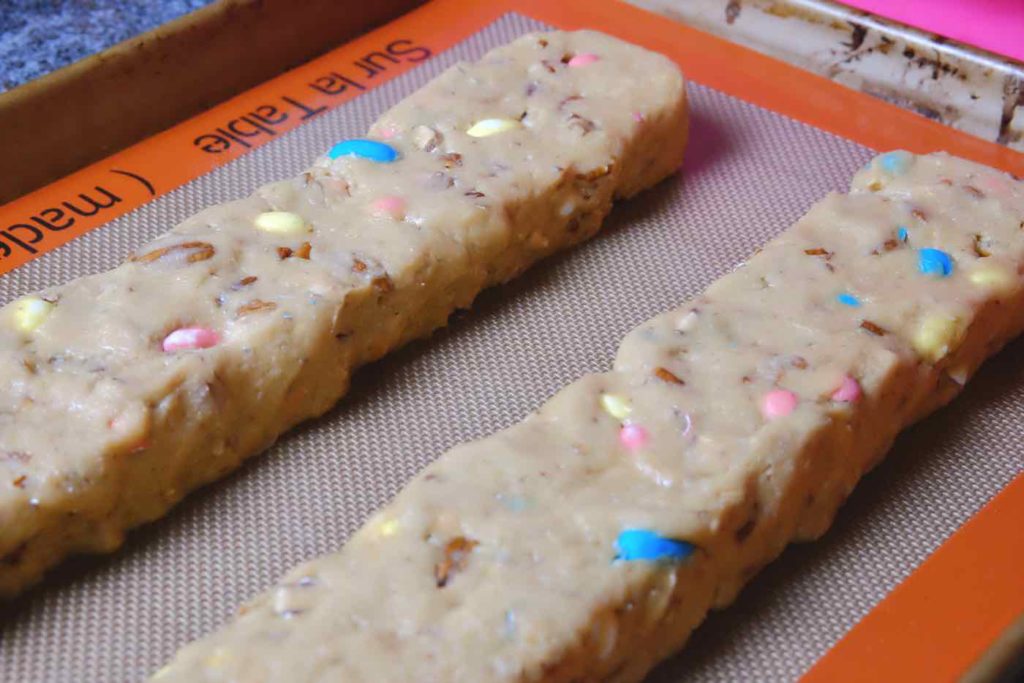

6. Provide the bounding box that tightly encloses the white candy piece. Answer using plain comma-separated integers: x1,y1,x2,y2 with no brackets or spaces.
254,211,309,235
466,118,521,138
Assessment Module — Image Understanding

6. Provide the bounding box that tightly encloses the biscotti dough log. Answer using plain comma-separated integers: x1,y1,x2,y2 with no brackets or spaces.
153,152,1024,683
0,31,688,597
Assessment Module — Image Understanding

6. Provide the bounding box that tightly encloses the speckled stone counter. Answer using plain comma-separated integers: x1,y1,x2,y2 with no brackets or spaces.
629,0,1024,153
0,0,213,93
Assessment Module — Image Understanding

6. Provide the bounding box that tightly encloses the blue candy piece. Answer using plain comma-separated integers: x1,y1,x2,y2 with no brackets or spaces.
918,248,954,277
614,529,694,562
879,151,913,175
897,226,909,242
327,139,399,163
496,493,528,512
503,610,518,638
836,293,861,307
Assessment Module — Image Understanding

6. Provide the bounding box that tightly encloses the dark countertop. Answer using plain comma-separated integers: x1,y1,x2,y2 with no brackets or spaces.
0,0,214,92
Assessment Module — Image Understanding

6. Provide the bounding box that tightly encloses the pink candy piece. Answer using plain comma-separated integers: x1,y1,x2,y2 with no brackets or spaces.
831,375,862,403
162,327,220,353
377,126,399,139
761,389,798,420
977,173,1010,198
568,53,600,68
619,423,650,451
632,112,646,123
370,195,406,220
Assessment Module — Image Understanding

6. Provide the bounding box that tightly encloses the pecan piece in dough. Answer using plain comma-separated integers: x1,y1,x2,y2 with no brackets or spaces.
654,367,685,385
412,125,442,153
237,300,278,317
435,536,478,588
859,320,887,336
439,153,463,169
131,241,215,265
576,164,613,182
567,113,596,135
372,275,394,293
973,234,992,258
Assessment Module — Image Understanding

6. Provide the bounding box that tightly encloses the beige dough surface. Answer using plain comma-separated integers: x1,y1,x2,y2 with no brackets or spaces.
153,152,1024,682
0,30,688,597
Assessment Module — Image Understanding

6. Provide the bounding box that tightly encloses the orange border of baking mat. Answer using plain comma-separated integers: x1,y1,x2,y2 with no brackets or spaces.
2,0,1022,679
804,473,1024,682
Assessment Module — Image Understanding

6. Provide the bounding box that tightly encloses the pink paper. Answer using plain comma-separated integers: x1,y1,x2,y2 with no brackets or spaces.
839,0,1024,62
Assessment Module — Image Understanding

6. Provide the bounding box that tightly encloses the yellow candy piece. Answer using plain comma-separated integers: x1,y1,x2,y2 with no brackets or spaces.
466,118,521,138
600,393,632,421
968,265,1016,293
364,514,401,539
376,518,400,537
11,296,54,333
204,647,232,670
254,211,309,235
912,314,963,363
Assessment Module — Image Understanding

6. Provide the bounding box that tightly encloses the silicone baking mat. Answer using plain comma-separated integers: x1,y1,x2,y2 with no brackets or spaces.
0,1,1022,681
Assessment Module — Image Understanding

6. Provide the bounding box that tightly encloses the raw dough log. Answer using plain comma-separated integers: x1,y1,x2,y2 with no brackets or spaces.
0,30,688,597
154,152,1024,682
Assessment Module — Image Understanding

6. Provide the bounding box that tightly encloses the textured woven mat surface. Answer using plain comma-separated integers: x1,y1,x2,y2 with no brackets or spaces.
1,13,1021,682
